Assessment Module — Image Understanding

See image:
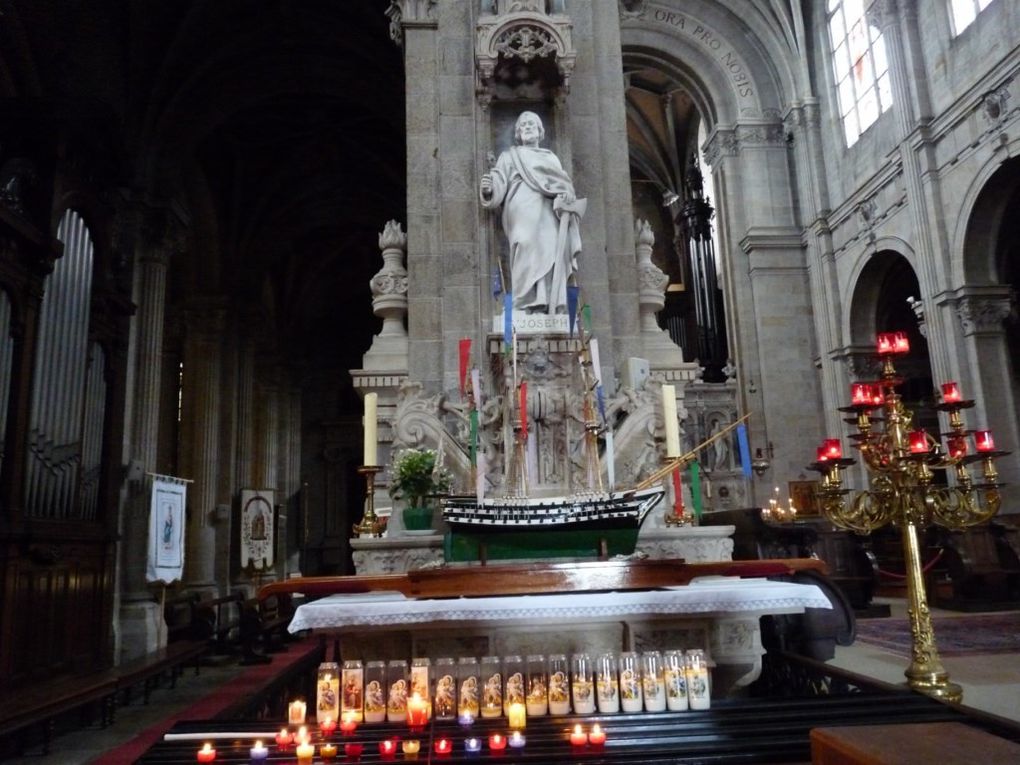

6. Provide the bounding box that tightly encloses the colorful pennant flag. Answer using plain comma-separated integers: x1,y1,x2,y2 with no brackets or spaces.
503,293,513,352
520,381,528,438
458,338,471,397
469,409,479,467
567,286,580,337
582,304,593,334
736,423,753,478
689,461,702,521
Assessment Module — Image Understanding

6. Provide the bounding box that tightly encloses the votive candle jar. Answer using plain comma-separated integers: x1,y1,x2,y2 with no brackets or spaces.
249,740,269,761
409,657,431,719
525,654,548,716
386,659,408,723
588,723,606,746
570,652,595,714
295,741,314,763
378,739,397,759
340,742,360,758
196,743,216,763
288,699,307,726
595,652,619,714
457,657,480,719
320,714,338,737
406,692,429,730
364,660,387,722
502,654,525,715
619,651,643,712
664,649,689,711
434,738,453,756
641,650,666,712
569,724,587,746
339,710,358,735
401,739,420,755
319,742,338,760
341,660,364,722
685,649,711,710
507,701,526,730
509,731,526,748
488,733,507,751
317,662,340,722
547,653,571,715
480,655,503,718
275,728,293,747
433,657,457,720
464,737,482,753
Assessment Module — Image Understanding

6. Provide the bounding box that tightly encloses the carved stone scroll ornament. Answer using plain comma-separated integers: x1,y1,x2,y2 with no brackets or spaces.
384,0,438,47
956,295,1014,336
476,7,576,92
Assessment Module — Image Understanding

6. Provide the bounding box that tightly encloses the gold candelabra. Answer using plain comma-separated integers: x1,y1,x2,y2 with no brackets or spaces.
809,331,1008,703
353,465,384,537
761,485,798,524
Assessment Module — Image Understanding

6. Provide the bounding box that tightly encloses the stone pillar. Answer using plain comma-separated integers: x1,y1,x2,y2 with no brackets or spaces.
180,300,226,592
955,290,1019,507
118,209,181,661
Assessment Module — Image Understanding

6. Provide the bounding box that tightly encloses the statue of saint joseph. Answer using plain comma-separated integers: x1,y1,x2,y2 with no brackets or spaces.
480,111,586,316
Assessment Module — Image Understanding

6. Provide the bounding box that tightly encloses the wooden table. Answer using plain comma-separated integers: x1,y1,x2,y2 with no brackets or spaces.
811,721,1020,764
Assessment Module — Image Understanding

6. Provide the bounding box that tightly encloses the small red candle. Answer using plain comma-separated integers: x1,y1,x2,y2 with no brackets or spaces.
816,446,829,462
871,386,885,406
851,382,870,405
948,437,968,459
321,715,338,737
909,430,929,454
893,332,910,354
975,430,995,452
339,712,358,735
570,724,588,747
823,438,842,460
196,743,216,763
876,333,894,355
275,728,293,747
588,723,606,746
489,733,508,751
434,738,452,756
343,742,364,758
941,381,962,404
406,693,428,730
378,739,397,759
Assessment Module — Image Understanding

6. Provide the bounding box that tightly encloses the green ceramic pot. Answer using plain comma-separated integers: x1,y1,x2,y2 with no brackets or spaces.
402,505,435,531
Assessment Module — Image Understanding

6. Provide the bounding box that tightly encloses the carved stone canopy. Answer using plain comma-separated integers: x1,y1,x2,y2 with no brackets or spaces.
476,4,576,93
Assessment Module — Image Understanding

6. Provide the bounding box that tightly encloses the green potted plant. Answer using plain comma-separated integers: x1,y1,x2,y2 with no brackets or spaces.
388,447,453,532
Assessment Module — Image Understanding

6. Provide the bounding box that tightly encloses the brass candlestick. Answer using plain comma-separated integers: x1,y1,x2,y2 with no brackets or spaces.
811,333,1008,703
353,465,384,537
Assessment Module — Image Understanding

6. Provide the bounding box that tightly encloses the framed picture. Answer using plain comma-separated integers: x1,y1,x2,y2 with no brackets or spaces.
788,480,820,516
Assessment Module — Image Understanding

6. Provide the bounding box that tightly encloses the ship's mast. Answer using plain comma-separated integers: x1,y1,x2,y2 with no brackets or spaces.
504,329,529,499
577,320,605,495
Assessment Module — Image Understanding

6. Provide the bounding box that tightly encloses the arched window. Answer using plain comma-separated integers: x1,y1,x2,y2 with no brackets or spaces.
24,209,105,520
827,0,893,147
950,0,995,35
0,289,12,474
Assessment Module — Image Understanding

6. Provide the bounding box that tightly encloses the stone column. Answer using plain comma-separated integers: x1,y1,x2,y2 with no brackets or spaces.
180,300,226,592
118,208,181,660
635,218,684,370
955,290,1019,506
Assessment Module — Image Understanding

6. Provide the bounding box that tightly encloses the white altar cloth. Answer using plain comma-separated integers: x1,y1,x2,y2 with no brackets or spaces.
287,576,831,633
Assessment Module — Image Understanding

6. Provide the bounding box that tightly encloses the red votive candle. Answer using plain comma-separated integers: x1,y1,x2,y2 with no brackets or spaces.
434,738,452,756
909,430,929,454
823,438,842,460
876,333,895,355
975,430,995,452
570,724,588,747
851,383,870,405
275,728,293,747
588,723,606,746
406,693,428,730
941,381,962,404
871,386,885,406
816,446,829,462
488,733,508,751
378,739,397,759
948,437,968,459
339,712,358,736
196,743,216,763
893,331,910,354
343,742,363,758
321,715,338,737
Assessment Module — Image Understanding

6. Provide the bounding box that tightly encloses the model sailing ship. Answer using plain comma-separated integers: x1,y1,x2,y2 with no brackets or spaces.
443,315,666,532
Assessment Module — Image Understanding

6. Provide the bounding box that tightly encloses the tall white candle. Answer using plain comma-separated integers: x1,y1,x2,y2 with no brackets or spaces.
363,392,378,466
661,385,680,457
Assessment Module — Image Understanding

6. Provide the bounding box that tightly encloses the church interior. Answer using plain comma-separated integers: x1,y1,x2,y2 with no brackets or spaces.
2,0,1020,762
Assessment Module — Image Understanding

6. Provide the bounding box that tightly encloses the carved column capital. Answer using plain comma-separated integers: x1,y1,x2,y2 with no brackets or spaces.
385,0,438,47
956,294,1014,336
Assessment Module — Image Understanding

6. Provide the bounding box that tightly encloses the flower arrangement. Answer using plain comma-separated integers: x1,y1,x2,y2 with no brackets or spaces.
388,447,453,511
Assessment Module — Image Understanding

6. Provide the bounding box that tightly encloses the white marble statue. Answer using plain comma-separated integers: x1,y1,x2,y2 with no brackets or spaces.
480,111,586,315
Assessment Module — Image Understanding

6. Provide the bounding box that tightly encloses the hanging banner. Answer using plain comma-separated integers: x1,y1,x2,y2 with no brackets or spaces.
241,489,275,570
689,462,703,521
147,474,188,584
736,424,753,478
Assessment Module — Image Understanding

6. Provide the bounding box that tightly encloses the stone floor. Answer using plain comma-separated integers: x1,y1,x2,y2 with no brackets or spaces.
6,597,1019,764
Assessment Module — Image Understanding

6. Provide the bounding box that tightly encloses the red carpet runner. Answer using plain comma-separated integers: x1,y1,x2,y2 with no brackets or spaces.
93,638,320,764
